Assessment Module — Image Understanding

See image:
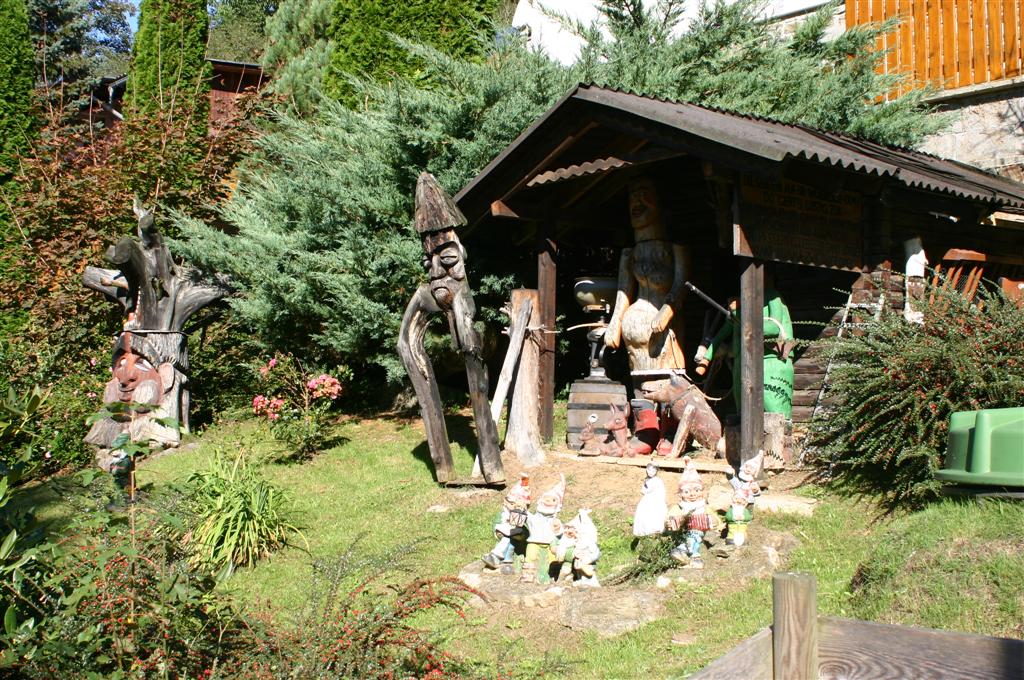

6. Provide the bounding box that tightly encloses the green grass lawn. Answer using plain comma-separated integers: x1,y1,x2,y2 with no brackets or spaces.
18,411,1024,678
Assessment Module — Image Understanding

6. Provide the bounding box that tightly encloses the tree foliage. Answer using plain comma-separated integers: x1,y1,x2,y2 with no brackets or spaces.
324,0,499,102
262,0,334,115
208,0,276,62
0,0,35,180
178,0,942,388
128,0,210,118
27,0,134,89
808,283,1024,510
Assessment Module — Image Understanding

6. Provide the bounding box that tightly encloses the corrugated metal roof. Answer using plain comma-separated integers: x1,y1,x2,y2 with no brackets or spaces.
528,156,628,186
573,85,1024,209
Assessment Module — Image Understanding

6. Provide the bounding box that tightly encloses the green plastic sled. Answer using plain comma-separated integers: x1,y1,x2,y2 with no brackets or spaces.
935,407,1024,487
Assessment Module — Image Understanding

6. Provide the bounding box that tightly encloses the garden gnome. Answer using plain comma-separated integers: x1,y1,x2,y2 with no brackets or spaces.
632,463,667,537
903,236,928,324
397,172,504,485
667,457,713,568
523,474,565,584
482,473,531,574
605,177,690,374
560,508,601,587
723,486,754,548
728,450,764,498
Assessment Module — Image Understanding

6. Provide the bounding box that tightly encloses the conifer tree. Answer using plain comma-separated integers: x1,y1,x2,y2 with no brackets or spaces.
263,0,334,115
0,0,35,179
324,0,498,102
128,0,210,116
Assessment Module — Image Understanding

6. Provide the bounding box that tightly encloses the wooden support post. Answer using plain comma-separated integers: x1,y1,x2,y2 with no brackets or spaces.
537,231,557,442
739,258,765,465
773,572,818,680
490,294,533,425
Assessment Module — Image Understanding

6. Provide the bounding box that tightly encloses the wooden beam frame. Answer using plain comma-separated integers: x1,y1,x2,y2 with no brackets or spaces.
735,187,764,465
537,228,557,442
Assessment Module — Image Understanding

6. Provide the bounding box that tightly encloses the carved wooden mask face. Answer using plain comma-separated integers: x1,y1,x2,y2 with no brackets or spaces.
421,229,466,309
628,182,661,232
112,347,163,406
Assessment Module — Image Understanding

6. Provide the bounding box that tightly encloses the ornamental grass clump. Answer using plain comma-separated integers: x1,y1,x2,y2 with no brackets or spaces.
183,450,302,574
808,282,1024,510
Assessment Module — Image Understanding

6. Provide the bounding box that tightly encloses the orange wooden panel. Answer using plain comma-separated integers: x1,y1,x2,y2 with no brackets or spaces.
898,0,914,88
943,0,960,87
927,0,942,81
913,0,927,82
886,0,898,74
846,0,857,26
973,0,988,84
872,0,885,54
1005,0,1021,77
989,0,1005,81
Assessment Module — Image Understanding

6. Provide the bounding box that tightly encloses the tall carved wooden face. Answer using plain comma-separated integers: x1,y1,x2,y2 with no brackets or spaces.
421,228,467,310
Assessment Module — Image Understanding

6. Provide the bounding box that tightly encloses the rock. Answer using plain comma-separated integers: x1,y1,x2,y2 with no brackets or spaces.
764,545,782,570
452,488,493,499
559,590,666,637
671,632,697,646
754,493,818,516
460,572,484,589
656,575,673,589
426,504,449,513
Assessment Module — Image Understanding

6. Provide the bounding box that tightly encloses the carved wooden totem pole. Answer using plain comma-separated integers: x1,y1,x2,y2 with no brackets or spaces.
398,173,505,485
83,200,228,466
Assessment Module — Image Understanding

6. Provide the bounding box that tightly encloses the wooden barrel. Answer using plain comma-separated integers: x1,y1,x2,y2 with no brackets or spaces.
565,377,629,449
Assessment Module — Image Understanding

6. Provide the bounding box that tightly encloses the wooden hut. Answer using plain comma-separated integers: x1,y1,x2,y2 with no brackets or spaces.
454,84,1024,465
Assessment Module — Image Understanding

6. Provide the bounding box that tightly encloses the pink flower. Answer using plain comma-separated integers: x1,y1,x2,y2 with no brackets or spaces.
89,358,97,367
87,392,97,398
259,366,269,376
307,374,342,400
253,394,270,415
268,358,278,369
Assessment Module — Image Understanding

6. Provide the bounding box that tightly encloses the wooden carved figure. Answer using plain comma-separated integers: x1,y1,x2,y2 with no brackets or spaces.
482,473,531,574
397,173,504,485
605,177,690,374
640,376,724,457
599,403,631,457
83,200,228,468
667,457,713,569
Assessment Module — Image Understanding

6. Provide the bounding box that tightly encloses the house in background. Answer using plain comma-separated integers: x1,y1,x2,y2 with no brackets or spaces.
512,0,1024,180
89,58,268,131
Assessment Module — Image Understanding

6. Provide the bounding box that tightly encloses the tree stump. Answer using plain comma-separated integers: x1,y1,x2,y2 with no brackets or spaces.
504,289,545,466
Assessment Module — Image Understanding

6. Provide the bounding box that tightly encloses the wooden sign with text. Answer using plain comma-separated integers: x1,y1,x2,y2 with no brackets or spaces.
735,175,865,271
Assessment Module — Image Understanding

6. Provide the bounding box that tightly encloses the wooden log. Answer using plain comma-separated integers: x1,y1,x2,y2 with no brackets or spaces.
688,627,773,680
793,373,824,391
773,572,818,680
465,354,504,483
489,294,533,425
504,290,545,466
791,405,816,423
791,389,823,407
739,258,765,466
537,234,557,442
817,616,1024,680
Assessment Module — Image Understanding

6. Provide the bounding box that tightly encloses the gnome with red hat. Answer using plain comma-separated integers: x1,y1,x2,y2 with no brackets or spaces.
523,474,566,584
666,457,714,568
482,473,531,574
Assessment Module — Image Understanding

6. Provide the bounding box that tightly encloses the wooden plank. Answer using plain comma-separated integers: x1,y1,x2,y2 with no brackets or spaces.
794,373,824,390
913,0,927,82
988,0,1004,81
927,0,942,81
490,294,533,424
553,450,732,472
505,289,544,466
942,0,959,87
954,0,971,87
739,258,765,466
773,572,818,680
885,0,899,76
537,233,557,442
871,0,885,55
973,0,988,84
818,616,1024,680
898,0,914,90
1005,0,1021,78
792,405,816,423
689,627,773,680
791,389,823,407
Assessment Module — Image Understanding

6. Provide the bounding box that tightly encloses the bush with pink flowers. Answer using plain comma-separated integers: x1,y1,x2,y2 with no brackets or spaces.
252,354,347,460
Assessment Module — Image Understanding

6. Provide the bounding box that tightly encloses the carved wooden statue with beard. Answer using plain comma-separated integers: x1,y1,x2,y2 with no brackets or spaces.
398,173,504,485
84,200,228,469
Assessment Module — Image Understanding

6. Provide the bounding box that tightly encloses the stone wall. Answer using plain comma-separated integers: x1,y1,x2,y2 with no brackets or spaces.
920,81,1024,182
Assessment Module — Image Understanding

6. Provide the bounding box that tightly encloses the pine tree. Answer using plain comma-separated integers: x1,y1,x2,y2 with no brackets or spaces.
262,0,333,115
208,0,276,62
324,0,499,102
128,0,210,116
0,0,35,179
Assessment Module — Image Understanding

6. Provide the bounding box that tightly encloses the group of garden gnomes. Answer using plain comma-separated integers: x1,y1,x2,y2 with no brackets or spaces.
481,473,600,586
633,452,763,568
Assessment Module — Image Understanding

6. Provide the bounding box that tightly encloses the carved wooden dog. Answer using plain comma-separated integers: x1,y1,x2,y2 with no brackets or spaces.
640,375,723,458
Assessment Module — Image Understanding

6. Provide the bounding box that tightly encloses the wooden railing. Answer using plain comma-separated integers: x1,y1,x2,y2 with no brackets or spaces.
846,0,1024,91
691,572,1024,679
